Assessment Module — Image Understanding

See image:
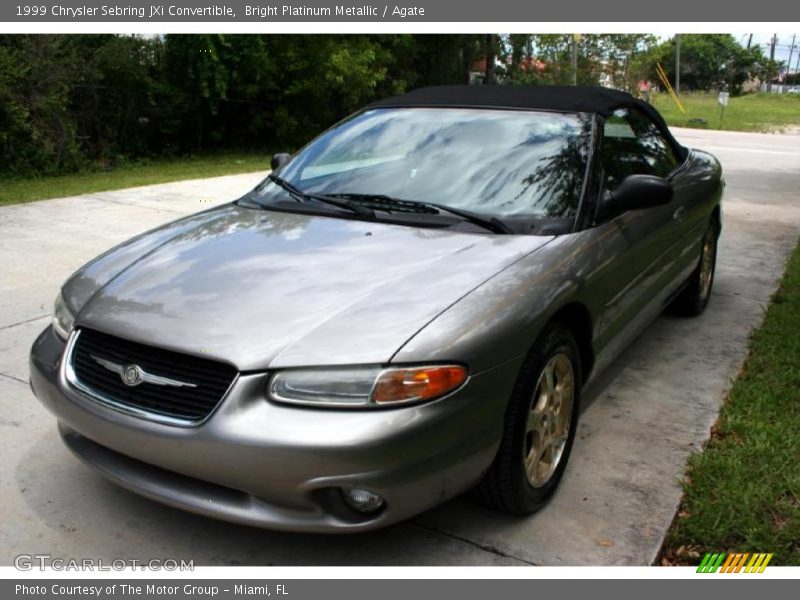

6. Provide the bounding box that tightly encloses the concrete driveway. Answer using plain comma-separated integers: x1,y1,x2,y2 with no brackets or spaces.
1,128,798,566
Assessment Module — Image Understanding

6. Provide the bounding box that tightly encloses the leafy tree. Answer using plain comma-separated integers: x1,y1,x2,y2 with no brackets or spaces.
378,34,484,89
501,34,656,90
639,34,774,95
0,35,83,175
64,34,160,161
3,33,772,179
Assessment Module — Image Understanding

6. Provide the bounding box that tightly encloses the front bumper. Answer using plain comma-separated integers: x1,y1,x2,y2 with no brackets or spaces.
30,326,520,532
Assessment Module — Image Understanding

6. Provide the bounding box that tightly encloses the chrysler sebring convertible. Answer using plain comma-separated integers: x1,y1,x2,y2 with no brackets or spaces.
30,85,723,532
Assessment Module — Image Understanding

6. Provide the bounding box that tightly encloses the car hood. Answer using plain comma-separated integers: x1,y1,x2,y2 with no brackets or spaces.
68,204,553,370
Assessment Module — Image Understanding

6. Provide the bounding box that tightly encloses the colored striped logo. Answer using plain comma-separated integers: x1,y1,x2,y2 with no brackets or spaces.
697,552,773,573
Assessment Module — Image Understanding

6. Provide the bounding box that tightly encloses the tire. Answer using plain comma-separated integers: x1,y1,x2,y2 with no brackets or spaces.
474,323,581,515
670,218,718,316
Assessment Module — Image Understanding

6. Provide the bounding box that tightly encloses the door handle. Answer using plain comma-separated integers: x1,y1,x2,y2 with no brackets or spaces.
673,206,686,223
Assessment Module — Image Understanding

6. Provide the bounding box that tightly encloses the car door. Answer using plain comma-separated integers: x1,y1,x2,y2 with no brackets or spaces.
591,108,690,367
601,108,690,302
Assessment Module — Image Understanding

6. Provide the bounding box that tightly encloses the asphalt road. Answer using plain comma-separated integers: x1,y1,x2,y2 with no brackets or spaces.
1,128,798,566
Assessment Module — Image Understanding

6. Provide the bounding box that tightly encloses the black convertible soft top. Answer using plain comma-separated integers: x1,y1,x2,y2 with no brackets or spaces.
368,85,687,159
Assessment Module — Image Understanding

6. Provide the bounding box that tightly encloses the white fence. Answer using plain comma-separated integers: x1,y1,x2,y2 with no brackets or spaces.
759,83,800,94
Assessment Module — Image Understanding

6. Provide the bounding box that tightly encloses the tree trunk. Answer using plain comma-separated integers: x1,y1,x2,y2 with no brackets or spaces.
484,34,496,85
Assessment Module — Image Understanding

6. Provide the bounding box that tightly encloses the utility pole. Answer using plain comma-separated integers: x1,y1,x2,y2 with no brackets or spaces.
675,34,681,96
794,43,800,87
571,34,581,85
796,45,800,78
747,33,753,49
788,34,797,81
768,34,777,92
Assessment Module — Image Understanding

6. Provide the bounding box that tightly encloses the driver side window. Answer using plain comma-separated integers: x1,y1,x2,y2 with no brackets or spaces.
601,108,678,188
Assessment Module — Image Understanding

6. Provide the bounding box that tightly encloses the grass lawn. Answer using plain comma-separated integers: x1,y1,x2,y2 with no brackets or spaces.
661,239,800,565
0,153,268,207
652,92,800,133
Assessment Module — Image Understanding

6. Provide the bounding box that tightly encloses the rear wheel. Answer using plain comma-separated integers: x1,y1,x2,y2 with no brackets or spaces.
474,324,581,514
670,218,718,316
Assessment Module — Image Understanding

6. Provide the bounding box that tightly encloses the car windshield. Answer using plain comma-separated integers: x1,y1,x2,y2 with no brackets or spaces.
256,107,593,221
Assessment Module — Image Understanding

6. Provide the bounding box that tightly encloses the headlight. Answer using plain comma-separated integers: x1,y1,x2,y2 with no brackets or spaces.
52,292,75,340
268,365,468,408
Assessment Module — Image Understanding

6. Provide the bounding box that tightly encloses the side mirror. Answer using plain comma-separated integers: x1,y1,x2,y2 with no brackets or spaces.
271,152,292,171
596,174,673,221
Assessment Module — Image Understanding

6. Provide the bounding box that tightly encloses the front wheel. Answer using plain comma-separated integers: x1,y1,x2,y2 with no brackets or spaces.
474,324,581,514
670,218,718,316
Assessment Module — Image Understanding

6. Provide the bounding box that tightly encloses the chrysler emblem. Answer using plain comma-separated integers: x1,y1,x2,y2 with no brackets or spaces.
122,364,144,387
90,355,198,389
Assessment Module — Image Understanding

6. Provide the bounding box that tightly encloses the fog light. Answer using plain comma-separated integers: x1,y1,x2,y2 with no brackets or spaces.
341,487,385,514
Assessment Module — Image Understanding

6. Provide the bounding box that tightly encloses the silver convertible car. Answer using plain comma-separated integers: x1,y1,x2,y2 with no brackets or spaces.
30,85,723,532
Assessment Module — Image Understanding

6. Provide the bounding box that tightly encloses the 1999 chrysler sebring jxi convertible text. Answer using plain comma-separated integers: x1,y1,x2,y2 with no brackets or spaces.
30,85,723,532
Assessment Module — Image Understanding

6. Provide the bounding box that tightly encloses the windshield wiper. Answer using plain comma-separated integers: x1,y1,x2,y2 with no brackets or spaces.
430,202,514,235
267,174,375,219
324,193,513,235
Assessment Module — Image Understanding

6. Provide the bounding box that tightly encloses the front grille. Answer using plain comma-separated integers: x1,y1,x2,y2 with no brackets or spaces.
70,328,238,424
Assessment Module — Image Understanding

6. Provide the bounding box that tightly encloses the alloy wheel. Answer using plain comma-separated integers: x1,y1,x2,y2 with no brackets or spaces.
699,230,716,301
523,352,575,488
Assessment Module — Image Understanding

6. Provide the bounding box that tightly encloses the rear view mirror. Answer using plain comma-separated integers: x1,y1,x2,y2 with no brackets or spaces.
271,153,291,171
596,174,673,221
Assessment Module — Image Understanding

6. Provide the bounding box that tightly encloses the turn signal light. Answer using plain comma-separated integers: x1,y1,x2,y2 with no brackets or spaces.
372,365,468,404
